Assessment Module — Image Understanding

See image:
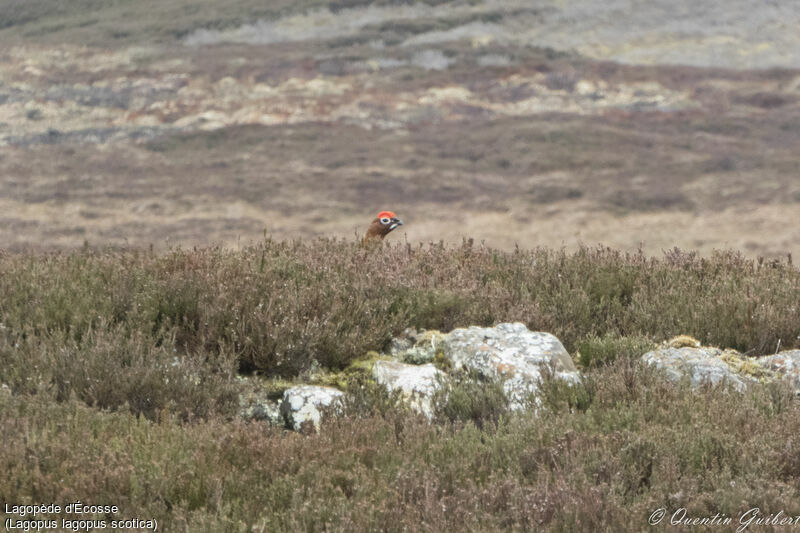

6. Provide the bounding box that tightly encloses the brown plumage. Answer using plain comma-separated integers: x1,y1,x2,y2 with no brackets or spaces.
363,210,403,244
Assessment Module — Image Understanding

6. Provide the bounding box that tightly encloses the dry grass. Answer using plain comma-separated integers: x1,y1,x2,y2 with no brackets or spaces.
1,3,799,257
2,110,799,256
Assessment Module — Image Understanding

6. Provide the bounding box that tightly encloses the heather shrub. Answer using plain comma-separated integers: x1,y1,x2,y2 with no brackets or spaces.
340,373,407,419
0,322,239,420
3,358,800,532
575,333,656,367
1,239,798,396
432,369,510,429
537,368,595,414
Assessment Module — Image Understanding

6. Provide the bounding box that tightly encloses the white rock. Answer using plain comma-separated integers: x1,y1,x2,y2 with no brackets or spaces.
372,361,443,418
239,396,283,425
641,347,752,391
443,322,580,409
280,385,344,431
756,350,800,394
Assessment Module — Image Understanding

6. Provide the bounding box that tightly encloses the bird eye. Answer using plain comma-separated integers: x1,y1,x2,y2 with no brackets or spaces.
380,217,391,225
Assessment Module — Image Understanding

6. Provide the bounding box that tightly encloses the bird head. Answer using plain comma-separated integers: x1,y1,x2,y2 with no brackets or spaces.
364,210,404,242
377,211,403,232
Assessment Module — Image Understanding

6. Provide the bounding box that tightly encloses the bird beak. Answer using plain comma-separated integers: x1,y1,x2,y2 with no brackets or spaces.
389,218,403,231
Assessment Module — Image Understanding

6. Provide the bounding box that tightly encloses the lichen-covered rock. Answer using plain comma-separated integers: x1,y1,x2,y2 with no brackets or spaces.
372,361,443,418
442,322,580,409
641,346,755,391
236,375,292,425
642,341,800,394
388,328,417,355
280,385,344,431
399,346,435,364
389,328,446,364
756,350,800,394
239,395,283,425
719,350,774,380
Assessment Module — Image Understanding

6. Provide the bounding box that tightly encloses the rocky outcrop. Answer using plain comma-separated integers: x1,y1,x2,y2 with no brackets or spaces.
641,346,754,391
279,385,344,431
752,350,800,394
642,343,800,394
237,323,581,430
239,331,800,433
239,395,283,426
372,360,443,418
443,322,580,409
376,322,581,411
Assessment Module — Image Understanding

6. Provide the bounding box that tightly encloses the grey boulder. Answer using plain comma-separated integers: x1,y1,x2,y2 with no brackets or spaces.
372,360,443,418
280,385,344,431
442,322,580,409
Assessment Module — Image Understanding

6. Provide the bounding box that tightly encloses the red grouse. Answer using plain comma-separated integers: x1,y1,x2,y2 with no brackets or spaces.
363,211,403,243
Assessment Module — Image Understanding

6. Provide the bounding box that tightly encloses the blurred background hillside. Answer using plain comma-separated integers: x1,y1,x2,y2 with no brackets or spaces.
1,0,798,256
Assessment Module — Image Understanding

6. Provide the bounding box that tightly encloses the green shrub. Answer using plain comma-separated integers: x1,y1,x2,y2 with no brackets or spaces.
432,369,510,429
538,369,595,414
576,333,656,367
340,373,406,419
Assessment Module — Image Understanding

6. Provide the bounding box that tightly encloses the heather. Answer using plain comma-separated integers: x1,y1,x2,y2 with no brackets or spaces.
2,360,800,531
1,241,799,531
